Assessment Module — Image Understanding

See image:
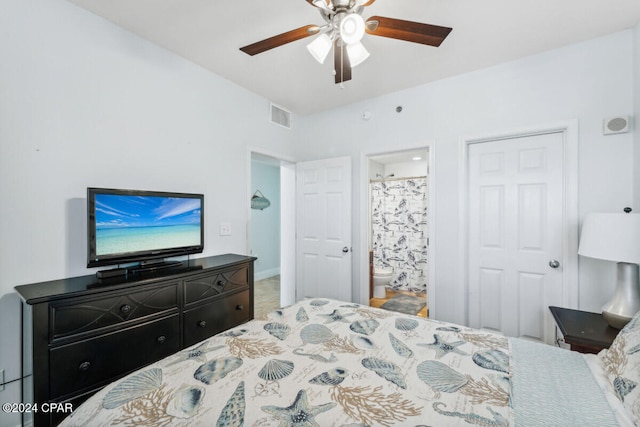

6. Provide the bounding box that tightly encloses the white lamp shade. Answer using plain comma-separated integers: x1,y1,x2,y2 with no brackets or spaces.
578,213,640,263
346,42,369,67
306,34,332,64
340,14,365,45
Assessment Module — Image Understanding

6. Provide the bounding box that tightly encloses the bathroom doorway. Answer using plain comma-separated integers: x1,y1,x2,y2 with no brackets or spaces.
366,148,431,318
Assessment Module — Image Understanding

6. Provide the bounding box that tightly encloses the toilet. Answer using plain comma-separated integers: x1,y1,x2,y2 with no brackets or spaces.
373,267,393,298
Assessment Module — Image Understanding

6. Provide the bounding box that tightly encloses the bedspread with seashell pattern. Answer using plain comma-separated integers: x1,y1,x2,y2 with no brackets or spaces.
60,298,513,426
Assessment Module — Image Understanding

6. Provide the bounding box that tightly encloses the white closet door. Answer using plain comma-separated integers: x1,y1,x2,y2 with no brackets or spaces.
468,132,564,344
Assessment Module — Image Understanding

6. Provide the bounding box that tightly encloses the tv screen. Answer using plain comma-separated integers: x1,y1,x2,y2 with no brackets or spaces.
87,187,204,268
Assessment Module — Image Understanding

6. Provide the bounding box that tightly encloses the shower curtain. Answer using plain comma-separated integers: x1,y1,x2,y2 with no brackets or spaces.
371,177,428,294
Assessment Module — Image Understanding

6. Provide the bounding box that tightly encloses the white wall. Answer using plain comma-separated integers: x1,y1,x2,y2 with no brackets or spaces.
250,161,281,280
634,23,640,209
0,1,296,424
295,30,636,325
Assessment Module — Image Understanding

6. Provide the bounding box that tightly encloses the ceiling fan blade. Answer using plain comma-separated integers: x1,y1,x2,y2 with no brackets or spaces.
334,40,352,84
356,0,377,6
365,16,452,47
240,25,319,56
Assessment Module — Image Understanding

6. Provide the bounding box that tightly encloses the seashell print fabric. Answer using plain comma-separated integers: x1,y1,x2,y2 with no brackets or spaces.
599,309,640,425
61,298,518,426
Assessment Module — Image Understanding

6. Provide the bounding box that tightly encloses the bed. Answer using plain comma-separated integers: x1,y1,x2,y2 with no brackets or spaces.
60,298,640,426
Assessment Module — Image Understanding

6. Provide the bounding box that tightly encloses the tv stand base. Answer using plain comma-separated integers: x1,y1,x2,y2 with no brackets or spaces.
95,267,128,279
96,260,183,279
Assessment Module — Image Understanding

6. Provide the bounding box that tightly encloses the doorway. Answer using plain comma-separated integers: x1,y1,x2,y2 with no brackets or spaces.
250,153,281,317
366,147,431,318
249,151,355,317
249,151,296,317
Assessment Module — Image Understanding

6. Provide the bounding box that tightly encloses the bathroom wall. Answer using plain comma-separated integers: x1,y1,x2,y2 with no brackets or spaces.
383,158,428,178
369,159,385,180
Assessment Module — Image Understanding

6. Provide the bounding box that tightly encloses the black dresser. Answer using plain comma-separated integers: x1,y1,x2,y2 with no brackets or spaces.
14,253,256,426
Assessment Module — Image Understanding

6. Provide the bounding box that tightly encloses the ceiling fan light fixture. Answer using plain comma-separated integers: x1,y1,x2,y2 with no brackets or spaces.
346,41,369,67
340,13,365,45
241,2,453,84
307,33,333,63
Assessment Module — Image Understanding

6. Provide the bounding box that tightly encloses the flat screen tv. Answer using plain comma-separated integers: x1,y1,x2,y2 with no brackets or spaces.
87,187,204,269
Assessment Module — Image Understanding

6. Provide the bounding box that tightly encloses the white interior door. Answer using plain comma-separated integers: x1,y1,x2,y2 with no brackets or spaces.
467,132,564,344
296,156,352,301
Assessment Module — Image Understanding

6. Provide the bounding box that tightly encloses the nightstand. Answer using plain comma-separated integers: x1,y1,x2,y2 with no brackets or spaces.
549,306,619,354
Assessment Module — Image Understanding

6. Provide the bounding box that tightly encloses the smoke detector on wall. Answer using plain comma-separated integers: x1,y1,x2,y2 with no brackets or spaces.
603,115,630,135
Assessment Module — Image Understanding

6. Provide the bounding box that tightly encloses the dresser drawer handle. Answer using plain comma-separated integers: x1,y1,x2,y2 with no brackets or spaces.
79,361,91,372
236,304,244,311
198,320,207,328
156,335,166,344
120,304,131,314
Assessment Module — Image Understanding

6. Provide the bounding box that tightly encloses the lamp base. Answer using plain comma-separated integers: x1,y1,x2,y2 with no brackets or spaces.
602,262,640,329
603,310,634,330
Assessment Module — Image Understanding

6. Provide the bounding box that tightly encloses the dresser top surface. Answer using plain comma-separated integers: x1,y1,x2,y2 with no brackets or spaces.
14,254,256,304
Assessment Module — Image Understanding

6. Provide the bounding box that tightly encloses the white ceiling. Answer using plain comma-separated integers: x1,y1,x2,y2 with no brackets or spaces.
68,0,640,116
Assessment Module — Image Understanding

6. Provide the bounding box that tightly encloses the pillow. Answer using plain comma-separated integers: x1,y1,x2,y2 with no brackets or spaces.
599,310,640,425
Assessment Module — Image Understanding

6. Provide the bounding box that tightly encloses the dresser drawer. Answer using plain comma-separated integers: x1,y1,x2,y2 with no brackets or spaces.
49,314,179,398
183,266,248,305
50,283,178,340
183,290,250,347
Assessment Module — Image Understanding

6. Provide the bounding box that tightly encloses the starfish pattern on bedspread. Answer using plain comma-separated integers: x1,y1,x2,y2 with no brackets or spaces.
418,333,468,358
261,389,337,426
318,309,355,324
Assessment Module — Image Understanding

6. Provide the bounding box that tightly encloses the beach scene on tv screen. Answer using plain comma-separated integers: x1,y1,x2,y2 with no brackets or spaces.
95,194,201,256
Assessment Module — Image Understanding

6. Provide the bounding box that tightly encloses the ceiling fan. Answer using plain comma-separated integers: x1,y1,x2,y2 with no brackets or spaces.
240,0,452,84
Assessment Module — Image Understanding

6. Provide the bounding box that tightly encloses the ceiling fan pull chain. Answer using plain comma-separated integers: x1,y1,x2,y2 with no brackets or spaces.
341,42,344,81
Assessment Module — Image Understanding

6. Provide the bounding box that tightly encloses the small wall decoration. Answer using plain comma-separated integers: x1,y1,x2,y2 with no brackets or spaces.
251,190,271,210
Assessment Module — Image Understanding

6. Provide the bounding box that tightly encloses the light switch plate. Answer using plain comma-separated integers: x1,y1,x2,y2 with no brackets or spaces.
219,223,232,236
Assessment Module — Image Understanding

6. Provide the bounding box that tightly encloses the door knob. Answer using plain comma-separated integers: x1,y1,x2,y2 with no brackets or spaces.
342,247,350,253
549,260,560,269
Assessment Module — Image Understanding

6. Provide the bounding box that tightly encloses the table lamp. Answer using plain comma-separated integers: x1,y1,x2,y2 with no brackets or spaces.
578,210,640,329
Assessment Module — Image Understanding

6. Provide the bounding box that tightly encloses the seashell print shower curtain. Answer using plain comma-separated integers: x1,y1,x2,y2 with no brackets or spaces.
371,177,428,294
